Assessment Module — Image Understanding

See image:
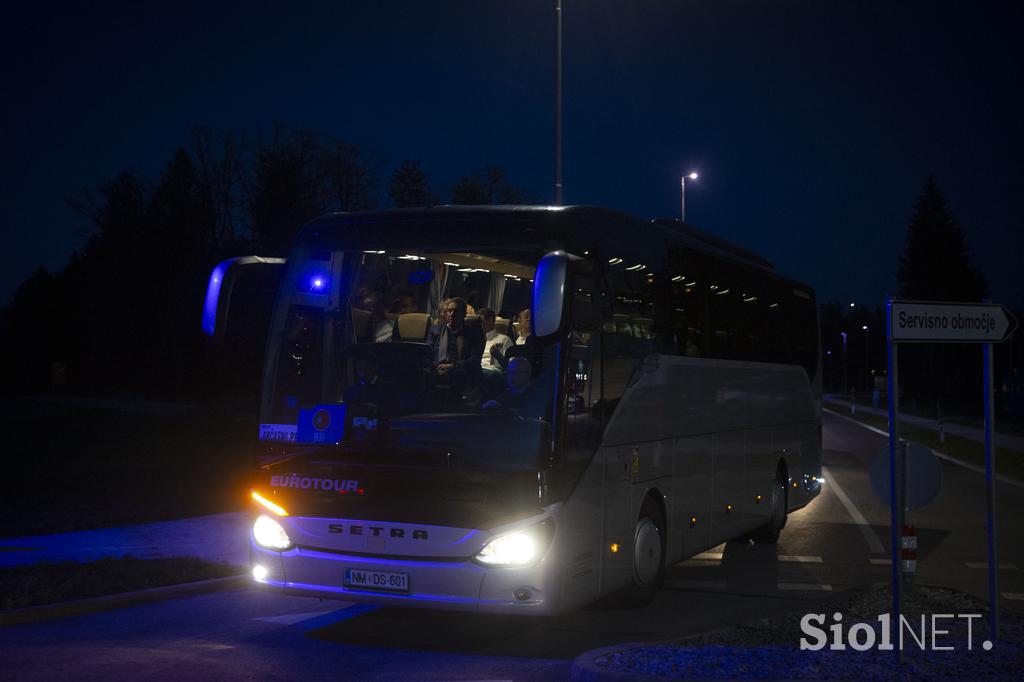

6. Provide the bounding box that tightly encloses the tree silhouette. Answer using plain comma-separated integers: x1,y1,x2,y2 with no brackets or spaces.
389,159,435,208
898,176,987,302
247,124,328,255
897,177,988,413
451,166,531,205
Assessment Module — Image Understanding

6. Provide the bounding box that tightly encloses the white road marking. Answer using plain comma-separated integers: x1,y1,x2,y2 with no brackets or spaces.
820,465,886,554
778,555,822,563
1003,593,1024,601
255,608,348,625
965,562,1018,570
778,582,832,591
870,558,893,565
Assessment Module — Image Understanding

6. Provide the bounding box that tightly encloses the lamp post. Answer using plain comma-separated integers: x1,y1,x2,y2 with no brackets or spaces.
681,172,698,221
554,0,563,205
841,331,848,395
863,324,870,393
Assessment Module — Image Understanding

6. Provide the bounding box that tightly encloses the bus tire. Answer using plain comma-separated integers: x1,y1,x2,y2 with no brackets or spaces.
629,497,666,602
750,477,787,544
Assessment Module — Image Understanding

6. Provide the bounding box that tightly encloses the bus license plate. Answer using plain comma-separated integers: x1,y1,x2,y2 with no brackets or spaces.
344,568,409,592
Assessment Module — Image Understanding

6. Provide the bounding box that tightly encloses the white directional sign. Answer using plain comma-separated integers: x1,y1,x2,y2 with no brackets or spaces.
890,300,1018,343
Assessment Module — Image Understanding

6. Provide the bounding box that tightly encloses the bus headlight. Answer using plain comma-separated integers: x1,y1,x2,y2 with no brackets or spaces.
474,518,553,567
253,514,292,550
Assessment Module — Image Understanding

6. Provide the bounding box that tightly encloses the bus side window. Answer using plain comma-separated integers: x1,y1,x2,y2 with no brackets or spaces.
566,274,602,457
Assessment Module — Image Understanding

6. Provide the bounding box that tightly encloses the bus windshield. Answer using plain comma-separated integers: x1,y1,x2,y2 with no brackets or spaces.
260,248,557,471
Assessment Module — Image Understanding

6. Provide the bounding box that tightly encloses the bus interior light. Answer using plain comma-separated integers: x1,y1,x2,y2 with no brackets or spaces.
609,543,620,553
608,257,623,265
252,564,269,581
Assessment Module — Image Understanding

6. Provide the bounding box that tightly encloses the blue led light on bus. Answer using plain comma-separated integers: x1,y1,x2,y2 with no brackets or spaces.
296,272,330,294
201,259,231,336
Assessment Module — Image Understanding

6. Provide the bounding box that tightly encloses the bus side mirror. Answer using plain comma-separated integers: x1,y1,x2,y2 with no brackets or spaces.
532,250,587,343
202,256,286,342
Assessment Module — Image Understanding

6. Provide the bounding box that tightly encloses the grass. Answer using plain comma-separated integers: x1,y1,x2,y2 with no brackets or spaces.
0,556,243,610
0,399,256,538
824,399,1024,482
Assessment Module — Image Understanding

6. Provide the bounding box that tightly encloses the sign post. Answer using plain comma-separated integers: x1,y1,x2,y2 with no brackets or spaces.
888,299,1018,644
886,300,902,662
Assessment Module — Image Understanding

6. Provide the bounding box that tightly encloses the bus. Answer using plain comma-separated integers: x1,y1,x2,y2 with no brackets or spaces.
203,205,822,615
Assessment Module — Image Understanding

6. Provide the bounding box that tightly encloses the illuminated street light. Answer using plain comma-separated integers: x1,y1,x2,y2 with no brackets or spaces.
681,172,699,221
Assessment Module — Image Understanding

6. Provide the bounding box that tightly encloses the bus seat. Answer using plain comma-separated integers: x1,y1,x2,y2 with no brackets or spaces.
632,317,654,339
396,312,430,341
351,308,371,341
495,317,511,335
612,313,631,334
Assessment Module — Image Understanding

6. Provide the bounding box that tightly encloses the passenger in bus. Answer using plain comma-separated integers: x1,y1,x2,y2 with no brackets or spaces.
514,308,531,345
362,293,395,343
478,306,513,393
343,353,399,414
426,297,484,399
481,356,547,419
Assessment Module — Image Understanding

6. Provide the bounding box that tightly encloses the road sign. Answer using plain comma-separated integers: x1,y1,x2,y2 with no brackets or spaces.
870,442,942,511
890,300,1017,343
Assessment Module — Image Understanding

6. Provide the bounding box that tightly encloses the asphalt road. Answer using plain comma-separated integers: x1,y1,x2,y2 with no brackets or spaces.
3,412,1022,680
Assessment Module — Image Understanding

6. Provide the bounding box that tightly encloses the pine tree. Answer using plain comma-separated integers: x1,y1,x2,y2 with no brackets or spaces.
897,177,988,413
388,160,435,208
897,176,987,302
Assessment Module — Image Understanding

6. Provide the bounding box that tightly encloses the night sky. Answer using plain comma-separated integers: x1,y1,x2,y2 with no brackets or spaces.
4,1,1022,309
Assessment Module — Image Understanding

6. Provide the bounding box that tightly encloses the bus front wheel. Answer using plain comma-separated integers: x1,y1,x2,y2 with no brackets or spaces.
630,498,666,602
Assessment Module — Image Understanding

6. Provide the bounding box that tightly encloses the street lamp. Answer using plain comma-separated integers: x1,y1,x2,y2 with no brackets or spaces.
841,331,848,395
862,324,870,392
681,172,698,221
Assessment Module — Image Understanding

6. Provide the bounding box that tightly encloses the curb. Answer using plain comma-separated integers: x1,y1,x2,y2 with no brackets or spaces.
0,573,249,628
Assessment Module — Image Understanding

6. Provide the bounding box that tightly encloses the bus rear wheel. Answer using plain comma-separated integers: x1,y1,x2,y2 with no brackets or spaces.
750,478,787,544
629,498,666,602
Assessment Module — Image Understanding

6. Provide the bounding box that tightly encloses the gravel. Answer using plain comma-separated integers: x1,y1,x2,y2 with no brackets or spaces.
594,585,1024,680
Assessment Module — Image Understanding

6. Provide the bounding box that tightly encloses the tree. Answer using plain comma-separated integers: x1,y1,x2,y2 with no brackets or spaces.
321,138,382,213
189,126,249,254
898,176,987,302
246,123,383,254
451,166,531,205
897,177,988,413
388,160,435,208
247,123,329,255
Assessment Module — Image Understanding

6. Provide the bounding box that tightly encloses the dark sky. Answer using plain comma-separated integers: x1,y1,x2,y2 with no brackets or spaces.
4,1,1022,310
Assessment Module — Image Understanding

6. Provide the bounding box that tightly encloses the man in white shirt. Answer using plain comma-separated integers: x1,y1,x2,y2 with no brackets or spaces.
478,307,513,393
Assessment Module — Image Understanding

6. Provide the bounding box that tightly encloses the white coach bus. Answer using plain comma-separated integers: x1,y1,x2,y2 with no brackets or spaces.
203,205,822,615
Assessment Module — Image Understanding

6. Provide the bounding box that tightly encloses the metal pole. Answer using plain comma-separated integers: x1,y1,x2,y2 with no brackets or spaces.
680,176,686,222
886,299,902,663
554,0,563,206
842,332,848,395
984,339,999,639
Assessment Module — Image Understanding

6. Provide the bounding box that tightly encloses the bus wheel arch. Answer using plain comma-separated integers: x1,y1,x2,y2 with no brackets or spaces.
630,489,667,600
751,461,788,544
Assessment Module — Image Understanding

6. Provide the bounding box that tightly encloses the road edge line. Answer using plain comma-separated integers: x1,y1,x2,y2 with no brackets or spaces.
0,574,249,628
820,465,885,554
823,408,1024,489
